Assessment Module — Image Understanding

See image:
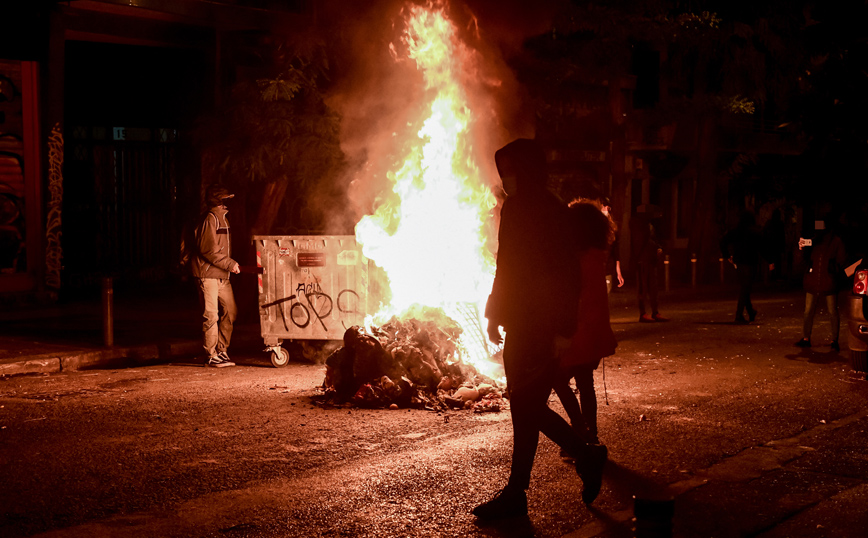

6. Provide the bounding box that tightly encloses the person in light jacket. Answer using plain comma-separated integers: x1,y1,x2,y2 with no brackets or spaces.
193,185,241,367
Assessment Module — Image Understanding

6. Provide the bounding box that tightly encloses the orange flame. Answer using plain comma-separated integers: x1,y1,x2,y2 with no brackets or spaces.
355,2,500,376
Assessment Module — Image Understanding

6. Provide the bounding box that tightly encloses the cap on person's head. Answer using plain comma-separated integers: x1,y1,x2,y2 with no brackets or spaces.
206,185,235,207
494,138,547,190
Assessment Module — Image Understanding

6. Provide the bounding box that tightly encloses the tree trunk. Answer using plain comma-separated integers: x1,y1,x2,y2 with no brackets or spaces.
252,179,290,235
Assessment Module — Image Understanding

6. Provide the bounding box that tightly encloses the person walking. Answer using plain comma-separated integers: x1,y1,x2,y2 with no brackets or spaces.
600,197,624,293
474,139,604,520
795,216,847,351
552,200,616,503
193,185,241,367
630,209,668,323
720,210,772,324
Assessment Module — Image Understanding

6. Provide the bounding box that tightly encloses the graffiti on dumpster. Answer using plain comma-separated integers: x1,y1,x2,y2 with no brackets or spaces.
290,282,332,330
262,284,362,333
257,236,367,339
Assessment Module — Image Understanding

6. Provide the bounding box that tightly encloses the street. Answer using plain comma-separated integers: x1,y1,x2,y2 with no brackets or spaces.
1,286,867,538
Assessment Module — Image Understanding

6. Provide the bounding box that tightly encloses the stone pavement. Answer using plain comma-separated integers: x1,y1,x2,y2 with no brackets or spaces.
1,280,867,537
565,407,868,537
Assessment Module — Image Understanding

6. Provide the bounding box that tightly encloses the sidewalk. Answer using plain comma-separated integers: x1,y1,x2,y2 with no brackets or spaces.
0,278,803,377
0,281,262,376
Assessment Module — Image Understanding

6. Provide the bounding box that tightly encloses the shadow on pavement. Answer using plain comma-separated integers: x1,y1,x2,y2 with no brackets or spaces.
784,348,849,365
473,514,536,538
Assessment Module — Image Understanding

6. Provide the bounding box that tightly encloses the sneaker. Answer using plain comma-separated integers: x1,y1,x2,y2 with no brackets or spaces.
217,351,236,367
472,487,528,520
794,338,811,348
748,308,758,322
830,340,840,352
639,314,655,323
734,316,749,324
577,444,608,504
559,447,576,463
651,313,670,322
207,355,233,368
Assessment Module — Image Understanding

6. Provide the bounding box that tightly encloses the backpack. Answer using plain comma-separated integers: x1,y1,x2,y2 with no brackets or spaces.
178,215,200,276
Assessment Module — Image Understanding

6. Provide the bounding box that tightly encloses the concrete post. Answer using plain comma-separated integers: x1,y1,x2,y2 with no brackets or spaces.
102,277,114,347
664,255,670,292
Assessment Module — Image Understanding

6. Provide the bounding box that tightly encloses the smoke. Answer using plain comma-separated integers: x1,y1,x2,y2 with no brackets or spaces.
318,0,568,222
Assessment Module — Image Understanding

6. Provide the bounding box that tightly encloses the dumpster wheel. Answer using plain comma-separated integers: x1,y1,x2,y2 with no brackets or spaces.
270,346,290,368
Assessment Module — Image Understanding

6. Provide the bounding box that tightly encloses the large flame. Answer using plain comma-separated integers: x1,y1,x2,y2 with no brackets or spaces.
355,2,500,375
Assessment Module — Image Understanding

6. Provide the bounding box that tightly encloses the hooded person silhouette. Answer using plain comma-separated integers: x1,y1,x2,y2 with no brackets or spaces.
474,139,606,520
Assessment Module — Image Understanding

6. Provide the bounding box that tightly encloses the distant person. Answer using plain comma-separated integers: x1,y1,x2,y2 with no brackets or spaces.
193,185,241,367
600,197,624,293
762,208,786,281
475,139,604,520
552,200,616,503
630,209,668,323
720,210,773,324
795,216,846,351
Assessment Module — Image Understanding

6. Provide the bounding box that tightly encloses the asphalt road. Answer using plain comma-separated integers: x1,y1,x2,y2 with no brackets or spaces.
1,286,867,538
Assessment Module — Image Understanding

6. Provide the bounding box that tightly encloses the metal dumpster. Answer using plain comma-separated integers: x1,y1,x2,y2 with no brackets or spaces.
254,235,369,367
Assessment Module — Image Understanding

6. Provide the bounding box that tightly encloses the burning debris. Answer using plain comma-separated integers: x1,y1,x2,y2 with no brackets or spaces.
315,311,505,412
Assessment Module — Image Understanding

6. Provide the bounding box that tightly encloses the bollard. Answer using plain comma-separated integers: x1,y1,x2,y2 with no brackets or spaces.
663,254,670,292
690,253,697,288
719,257,725,284
102,277,114,347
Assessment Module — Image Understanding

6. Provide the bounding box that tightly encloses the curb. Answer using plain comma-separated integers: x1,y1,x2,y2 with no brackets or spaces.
0,340,202,377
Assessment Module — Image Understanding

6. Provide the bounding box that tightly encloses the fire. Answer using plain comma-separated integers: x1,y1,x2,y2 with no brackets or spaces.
354,2,500,376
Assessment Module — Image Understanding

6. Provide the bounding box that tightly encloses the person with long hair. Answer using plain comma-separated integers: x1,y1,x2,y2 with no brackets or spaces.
553,199,617,504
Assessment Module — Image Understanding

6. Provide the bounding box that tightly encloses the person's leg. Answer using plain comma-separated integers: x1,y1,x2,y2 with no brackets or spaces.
637,265,647,316
647,264,659,315
735,266,748,319
198,278,219,357
826,292,840,344
736,265,756,319
553,377,585,432
552,375,591,444
745,265,757,319
216,279,237,353
503,331,583,491
802,292,818,341
573,366,598,443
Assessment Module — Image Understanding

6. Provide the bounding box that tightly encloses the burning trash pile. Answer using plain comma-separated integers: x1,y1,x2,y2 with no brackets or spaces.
315,312,505,412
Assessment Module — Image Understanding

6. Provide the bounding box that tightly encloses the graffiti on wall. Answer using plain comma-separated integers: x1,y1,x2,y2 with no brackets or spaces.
45,123,64,291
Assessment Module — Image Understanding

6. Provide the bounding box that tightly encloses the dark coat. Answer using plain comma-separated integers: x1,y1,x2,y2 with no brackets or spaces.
803,230,846,295
720,225,763,267
629,215,661,268
485,189,574,337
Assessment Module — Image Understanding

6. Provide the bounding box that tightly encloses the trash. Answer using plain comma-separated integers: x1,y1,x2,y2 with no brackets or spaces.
454,386,480,402
472,392,504,413
313,310,503,412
